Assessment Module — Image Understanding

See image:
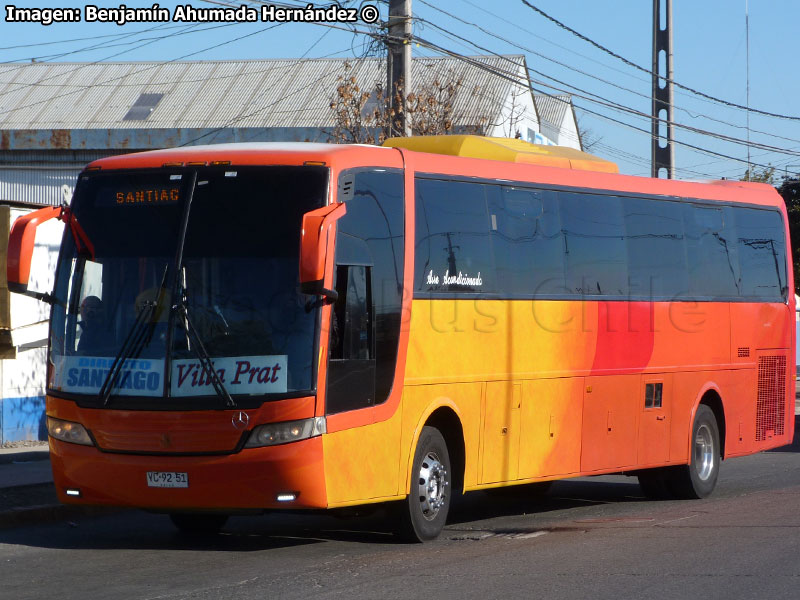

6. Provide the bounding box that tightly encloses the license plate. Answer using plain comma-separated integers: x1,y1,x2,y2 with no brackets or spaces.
146,471,188,488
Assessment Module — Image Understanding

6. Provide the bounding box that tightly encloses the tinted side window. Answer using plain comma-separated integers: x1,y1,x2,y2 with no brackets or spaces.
415,178,494,294
735,208,787,300
683,204,739,298
624,197,688,298
489,186,565,296
560,192,628,296
334,170,404,407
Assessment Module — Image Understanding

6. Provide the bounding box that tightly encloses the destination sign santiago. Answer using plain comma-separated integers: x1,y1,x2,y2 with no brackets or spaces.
52,355,288,397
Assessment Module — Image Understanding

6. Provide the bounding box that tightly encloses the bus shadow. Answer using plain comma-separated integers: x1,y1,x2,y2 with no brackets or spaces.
766,415,800,453
0,477,671,549
0,509,403,551
446,477,647,529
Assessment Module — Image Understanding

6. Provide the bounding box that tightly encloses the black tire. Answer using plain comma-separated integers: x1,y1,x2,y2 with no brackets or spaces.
668,404,720,499
397,426,452,542
169,513,229,535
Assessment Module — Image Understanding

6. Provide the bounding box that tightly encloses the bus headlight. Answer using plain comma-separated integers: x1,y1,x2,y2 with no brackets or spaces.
245,417,326,448
47,417,94,446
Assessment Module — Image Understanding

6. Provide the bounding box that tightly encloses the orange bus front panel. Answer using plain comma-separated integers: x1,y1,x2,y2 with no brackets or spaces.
49,435,327,510
46,394,327,510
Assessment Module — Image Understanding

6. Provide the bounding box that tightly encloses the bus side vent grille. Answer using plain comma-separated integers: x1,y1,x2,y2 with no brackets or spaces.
737,347,750,358
338,175,356,202
756,355,786,441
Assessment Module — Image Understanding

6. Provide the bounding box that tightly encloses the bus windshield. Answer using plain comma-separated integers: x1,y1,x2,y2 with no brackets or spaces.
48,165,328,406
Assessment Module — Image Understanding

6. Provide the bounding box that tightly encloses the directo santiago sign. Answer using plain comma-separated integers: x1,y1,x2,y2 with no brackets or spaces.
52,355,288,397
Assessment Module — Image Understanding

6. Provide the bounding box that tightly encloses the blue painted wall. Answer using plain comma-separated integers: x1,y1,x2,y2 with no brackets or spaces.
0,396,47,444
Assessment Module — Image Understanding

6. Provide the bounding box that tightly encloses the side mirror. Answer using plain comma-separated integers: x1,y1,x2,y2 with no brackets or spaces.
6,205,94,303
6,206,62,302
299,202,347,302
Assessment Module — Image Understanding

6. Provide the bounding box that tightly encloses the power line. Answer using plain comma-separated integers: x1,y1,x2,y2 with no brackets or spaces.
520,0,800,122
0,23,288,118
0,22,217,99
182,23,371,146
411,35,787,172
411,19,800,160
0,23,195,53
416,1,800,148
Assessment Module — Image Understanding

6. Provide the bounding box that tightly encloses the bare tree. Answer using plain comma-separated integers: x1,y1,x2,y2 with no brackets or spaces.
329,65,484,143
576,115,602,152
492,86,527,139
741,165,776,184
329,63,384,144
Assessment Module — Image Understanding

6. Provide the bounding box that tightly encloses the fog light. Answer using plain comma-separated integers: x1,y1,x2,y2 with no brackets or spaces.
276,493,297,502
65,489,81,497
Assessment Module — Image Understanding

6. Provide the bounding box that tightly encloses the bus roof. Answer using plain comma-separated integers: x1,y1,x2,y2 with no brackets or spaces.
383,135,619,174
85,142,398,171
84,139,784,210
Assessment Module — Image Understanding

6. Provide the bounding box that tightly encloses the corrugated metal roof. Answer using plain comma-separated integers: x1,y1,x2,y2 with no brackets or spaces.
0,149,127,165
0,167,80,206
534,94,573,130
0,56,524,131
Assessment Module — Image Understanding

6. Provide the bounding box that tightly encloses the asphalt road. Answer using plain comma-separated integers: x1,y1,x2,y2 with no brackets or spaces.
1,429,798,600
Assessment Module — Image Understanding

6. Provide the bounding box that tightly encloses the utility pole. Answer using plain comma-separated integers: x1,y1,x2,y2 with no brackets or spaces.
745,0,751,177
387,0,411,137
651,0,675,178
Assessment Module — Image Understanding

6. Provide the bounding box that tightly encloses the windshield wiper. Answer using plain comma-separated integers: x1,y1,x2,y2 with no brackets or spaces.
176,282,235,408
99,267,168,406
99,296,157,406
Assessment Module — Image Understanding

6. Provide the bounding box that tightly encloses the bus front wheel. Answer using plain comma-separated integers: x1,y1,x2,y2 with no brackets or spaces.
398,426,452,542
669,404,721,499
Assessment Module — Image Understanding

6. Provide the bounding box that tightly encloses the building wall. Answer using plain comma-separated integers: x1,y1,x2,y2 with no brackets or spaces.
539,110,581,150
0,206,61,444
1,347,47,443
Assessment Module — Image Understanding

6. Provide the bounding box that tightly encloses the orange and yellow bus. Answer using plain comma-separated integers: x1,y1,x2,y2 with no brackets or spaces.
7,136,795,541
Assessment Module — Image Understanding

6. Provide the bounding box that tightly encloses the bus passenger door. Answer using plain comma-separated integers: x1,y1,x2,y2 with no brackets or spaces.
636,375,672,466
326,263,376,412
322,169,405,505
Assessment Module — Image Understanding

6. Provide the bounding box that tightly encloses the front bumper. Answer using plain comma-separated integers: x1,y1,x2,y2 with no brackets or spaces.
48,435,327,510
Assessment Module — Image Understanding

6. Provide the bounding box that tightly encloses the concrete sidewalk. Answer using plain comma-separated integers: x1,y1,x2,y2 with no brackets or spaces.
0,445,62,529
0,444,118,529
0,446,52,487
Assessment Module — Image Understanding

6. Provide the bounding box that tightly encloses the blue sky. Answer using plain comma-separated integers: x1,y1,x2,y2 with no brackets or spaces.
2,0,798,179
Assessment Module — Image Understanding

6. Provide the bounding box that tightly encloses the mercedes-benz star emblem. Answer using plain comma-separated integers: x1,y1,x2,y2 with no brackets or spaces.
232,411,250,430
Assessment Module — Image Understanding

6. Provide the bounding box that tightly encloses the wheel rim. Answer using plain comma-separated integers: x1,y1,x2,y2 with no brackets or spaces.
417,451,448,521
694,423,715,481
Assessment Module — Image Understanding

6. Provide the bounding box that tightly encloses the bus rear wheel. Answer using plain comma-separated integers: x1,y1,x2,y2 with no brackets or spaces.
668,404,720,499
398,426,452,542
169,513,229,535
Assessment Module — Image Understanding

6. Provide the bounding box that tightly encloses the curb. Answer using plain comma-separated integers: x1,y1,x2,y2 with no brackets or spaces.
0,450,50,465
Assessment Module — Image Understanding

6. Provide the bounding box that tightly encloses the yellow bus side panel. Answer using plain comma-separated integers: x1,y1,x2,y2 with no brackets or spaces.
402,300,597,489
404,300,598,384
322,406,402,505
481,381,520,484
400,382,483,491
518,377,584,479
